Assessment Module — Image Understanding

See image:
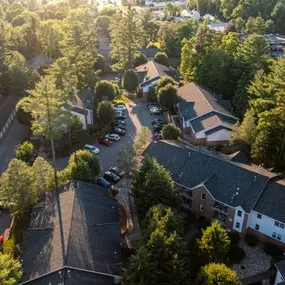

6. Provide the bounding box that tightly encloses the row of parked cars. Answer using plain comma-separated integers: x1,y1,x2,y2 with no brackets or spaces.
147,103,163,115
97,166,125,188
147,103,167,140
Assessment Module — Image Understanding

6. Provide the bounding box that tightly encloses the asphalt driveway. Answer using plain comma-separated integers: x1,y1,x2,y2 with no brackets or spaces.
55,100,166,173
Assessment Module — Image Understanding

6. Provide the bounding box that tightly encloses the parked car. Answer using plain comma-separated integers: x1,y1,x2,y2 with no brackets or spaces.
114,104,127,112
97,177,111,188
151,119,167,126
114,119,126,125
109,166,125,178
104,171,120,183
115,114,126,120
112,122,126,130
105,133,121,141
84,144,100,154
112,127,126,136
153,132,162,140
150,107,163,115
98,136,112,146
147,103,160,110
153,124,163,132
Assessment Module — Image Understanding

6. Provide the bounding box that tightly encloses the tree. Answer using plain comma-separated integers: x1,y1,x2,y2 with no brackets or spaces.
0,253,22,285
157,83,178,112
94,54,106,72
19,76,69,179
94,80,116,101
110,7,142,69
15,141,34,163
142,204,183,241
156,76,176,91
196,263,241,285
132,156,177,219
140,9,159,46
187,0,220,16
161,123,181,140
251,107,285,168
271,2,285,34
230,110,255,152
97,101,115,127
147,87,157,102
133,127,152,158
98,6,118,17
122,70,138,94
134,53,147,67
66,150,100,183
0,159,37,215
198,221,230,263
117,144,136,174
95,15,111,37
245,17,272,35
163,2,181,18
154,52,168,66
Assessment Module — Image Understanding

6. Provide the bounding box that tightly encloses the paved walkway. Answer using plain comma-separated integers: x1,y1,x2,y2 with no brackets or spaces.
241,270,275,285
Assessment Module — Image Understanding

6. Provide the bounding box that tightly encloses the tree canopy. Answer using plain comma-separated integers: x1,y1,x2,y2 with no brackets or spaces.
94,80,117,101
97,101,115,127
122,70,139,93
157,83,178,112
0,253,22,285
161,123,181,140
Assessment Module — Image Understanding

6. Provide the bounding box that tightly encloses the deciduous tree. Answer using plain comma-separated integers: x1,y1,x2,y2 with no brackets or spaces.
161,123,181,140
154,52,168,66
97,101,115,127
157,83,178,112
15,141,34,163
94,80,116,101
122,70,138,94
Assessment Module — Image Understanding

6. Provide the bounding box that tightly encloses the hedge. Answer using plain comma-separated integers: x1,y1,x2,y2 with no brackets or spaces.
245,233,259,246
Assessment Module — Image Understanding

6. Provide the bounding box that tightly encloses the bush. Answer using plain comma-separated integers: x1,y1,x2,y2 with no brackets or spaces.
137,89,143,98
263,242,283,257
228,246,246,263
245,233,259,246
154,52,169,66
229,232,240,247
147,88,157,102
3,236,16,256
162,123,181,140
15,141,34,163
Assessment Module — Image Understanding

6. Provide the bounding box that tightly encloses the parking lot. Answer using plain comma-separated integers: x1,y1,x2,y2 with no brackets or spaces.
55,100,166,173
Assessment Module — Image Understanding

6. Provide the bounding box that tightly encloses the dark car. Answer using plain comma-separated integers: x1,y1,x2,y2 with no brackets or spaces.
153,124,163,132
147,103,160,110
115,114,126,120
104,171,120,183
109,166,125,178
153,132,162,140
114,119,126,125
112,122,126,130
97,177,111,188
98,136,112,146
112,127,126,136
151,119,167,126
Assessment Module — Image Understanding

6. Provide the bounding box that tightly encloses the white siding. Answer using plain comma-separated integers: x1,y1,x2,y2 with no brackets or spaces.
274,271,283,285
233,207,245,233
248,210,285,243
206,129,231,142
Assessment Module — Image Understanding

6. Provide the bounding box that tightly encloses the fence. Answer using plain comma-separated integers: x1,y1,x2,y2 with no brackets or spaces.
0,109,17,141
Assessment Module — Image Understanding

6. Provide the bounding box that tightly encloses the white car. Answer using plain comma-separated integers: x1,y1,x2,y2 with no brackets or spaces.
105,133,121,141
84,144,100,154
114,104,127,112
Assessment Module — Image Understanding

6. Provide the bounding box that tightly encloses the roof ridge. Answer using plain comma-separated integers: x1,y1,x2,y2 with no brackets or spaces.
151,60,160,77
193,82,216,111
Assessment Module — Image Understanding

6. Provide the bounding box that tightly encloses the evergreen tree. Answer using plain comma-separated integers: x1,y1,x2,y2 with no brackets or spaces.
0,253,22,285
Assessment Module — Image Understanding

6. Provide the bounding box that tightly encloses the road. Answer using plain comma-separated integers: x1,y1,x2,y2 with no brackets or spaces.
0,120,29,175
55,100,166,172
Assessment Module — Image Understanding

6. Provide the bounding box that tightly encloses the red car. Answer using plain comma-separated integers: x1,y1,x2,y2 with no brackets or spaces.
98,136,112,146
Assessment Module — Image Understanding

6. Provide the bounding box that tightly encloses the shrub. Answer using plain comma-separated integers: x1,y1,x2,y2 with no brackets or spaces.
245,233,259,246
162,123,181,140
228,246,246,263
263,242,283,257
229,232,240,247
15,141,34,163
147,87,157,102
154,52,169,66
3,236,16,256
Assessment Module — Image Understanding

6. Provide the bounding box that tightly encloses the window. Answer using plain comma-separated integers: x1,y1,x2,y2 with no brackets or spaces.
257,213,262,219
272,232,277,238
235,222,240,228
275,221,285,229
277,234,282,241
237,210,242,217
201,194,206,200
200,204,205,212
255,224,260,231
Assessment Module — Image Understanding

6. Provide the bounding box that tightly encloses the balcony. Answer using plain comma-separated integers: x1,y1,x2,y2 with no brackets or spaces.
212,210,227,225
212,201,228,214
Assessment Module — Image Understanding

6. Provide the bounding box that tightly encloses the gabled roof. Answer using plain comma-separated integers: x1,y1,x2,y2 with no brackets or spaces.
143,141,278,213
20,181,121,285
178,83,232,120
276,260,285,279
135,61,177,79
254,178,285,223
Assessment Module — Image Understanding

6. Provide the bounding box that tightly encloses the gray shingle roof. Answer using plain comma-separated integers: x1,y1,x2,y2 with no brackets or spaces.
276,260,285,279
143,141,278,212
204,126,233,135
254,179,285,223
20,181,121,284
